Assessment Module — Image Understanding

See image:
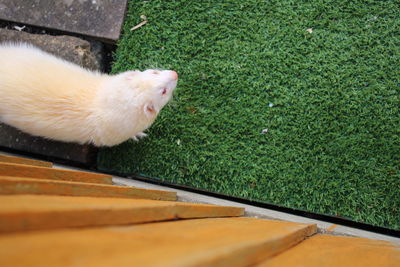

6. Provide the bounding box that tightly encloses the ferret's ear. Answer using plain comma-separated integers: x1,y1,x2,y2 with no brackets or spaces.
144,102,158,117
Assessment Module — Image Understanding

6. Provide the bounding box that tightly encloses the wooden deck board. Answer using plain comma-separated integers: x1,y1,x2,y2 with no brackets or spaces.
0,155,52,168
0,162,112,184
0,195,243,232
0,218,316,267
257,234,400,267
0,176,177,201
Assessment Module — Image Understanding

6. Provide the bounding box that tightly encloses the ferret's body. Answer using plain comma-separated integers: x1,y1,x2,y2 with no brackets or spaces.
0,43,177,146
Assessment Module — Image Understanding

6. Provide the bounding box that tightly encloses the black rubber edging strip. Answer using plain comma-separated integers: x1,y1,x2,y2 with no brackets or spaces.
98,168,400,238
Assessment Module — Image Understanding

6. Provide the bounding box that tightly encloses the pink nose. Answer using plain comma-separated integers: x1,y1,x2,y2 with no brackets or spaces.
170,71,178,80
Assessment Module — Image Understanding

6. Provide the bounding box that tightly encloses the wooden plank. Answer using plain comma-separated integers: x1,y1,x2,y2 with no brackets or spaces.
0,218,316,266
257,234,400,267
0,162,112,184
0,195,244,232
0,177,177,201
0,155,52,168
175,202,244,218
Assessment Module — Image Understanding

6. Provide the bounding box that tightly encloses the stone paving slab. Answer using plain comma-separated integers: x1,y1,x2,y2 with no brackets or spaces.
0,123,98,166
0,0,128,42
0,28,103,70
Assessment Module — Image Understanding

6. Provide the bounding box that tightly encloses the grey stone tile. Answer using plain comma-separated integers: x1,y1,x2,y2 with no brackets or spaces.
0,0,128,42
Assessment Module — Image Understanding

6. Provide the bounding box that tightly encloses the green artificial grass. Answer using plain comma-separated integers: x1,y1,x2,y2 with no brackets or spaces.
99,0,400,230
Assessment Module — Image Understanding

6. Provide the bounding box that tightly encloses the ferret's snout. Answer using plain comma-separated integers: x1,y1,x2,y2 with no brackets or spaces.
170,71,178,80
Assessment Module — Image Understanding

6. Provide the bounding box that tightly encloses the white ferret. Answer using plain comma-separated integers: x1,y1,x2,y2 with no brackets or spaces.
0,43,178,146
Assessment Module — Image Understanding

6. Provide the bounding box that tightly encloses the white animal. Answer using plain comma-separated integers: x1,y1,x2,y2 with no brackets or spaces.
0,43,178,146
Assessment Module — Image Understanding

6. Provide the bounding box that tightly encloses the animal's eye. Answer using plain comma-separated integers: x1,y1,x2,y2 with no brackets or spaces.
162,88,167,95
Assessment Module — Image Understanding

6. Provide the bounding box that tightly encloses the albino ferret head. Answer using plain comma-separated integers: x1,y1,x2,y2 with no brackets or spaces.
112,69,178,119
94,69,178,146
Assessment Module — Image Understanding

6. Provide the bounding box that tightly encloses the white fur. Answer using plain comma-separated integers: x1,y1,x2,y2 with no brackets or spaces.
0,43,178,146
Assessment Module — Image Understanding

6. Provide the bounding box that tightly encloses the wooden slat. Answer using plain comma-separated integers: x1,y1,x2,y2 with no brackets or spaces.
0,195,244,232
0,162,112,184
0,176,177,201
257,234,400,267
0,218,316,266
0,155,52,168
174,202,244,218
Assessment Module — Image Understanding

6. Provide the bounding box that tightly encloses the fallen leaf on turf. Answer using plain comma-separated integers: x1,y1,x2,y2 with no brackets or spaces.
306,28,313,33
131,20,148,31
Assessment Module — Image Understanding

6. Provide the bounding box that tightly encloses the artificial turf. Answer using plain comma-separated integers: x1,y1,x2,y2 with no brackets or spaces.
98,0,400,230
